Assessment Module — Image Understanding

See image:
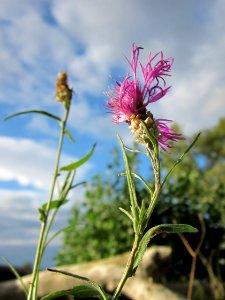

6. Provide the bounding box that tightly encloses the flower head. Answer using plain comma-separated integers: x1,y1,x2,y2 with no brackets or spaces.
105,44,182,151
55,72,73,107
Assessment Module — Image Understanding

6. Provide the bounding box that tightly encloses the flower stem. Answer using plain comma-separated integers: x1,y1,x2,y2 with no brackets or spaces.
27,107,70,300
112,236,140,300
112,146,161,300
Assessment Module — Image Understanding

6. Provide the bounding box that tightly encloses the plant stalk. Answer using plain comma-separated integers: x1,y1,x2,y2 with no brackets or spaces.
27,107,70,300
112,236,140,300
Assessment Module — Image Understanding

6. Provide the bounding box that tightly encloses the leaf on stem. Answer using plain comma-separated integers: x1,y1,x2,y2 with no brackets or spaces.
119,172,153,196
2,257,28,296
60,144,96,171
42,268,109,300
131,173,153,196
41,199,68,211
138,200,146,225
70,181,87,190
38,208,46,222
124,145,146,155
161,133,201,189
4,110,62,123
64,129,75,143
40,285,108,300
45,225,75,248
151,224,198,235
59,170,76,200
117,135,139,230
119,207,133,221
133,224,198,271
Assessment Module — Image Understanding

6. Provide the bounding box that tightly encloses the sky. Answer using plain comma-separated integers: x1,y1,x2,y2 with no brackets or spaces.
0,0,225,269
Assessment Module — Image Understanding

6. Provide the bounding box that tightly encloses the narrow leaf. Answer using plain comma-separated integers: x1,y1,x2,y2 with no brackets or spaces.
38,208,46,222
4,110,61,123
41,285,106,300
161,133,201,189
124,145,146,155
60,144,96,171
42,199,68,211
132,173,153,196
45,225,74,248
64,129,75,143
150,224,198,235
47,268,108,300
70,181,87,190
117,135,139,229
59,170,76,200
139,200,146,224
133,224,198,270
119,207,133,221
59,171,74,196
2,257,28,295
119,172,153,196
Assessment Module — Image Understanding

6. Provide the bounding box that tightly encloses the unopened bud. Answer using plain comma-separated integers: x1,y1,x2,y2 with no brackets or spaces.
55,72,73,105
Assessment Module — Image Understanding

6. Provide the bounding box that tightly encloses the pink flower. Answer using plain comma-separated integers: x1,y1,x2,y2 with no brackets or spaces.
105,44,182,151
106,44,173,123
156,119,183,152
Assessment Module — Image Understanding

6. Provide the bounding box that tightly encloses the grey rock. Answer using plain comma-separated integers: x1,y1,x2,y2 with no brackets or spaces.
0,246,185,300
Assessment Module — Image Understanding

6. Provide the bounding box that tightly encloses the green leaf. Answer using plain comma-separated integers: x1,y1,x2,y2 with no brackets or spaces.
45,225,75,248
131,173,153,196
70,181,87,190
119,172,153,196
124,145,146,155
40,285,107,300
45,269,109,300
161,133,201,189
41,199,68,211
64,129,75,143
117,135,139,231
4,110,61,123
38,208,46,222
133,224,198,270
59,170,76,198
119,207,133,221
139,200,146,225
60,144,96,171
150,224,198,235
2,257,28,296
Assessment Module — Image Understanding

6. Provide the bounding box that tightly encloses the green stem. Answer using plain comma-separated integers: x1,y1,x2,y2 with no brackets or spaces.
27,107,70,300
112,236,141,300
42,207,58,253
145,149,161,220
112,142,161,299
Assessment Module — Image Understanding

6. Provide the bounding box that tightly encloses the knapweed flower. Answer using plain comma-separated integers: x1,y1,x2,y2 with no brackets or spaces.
55,72,73,106
105,44,182,151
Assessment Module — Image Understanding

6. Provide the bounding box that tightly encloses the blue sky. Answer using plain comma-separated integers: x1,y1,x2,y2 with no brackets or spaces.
0,0,225,268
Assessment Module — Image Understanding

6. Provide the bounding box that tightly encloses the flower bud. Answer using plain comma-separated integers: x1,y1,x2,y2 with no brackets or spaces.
55,72,73,105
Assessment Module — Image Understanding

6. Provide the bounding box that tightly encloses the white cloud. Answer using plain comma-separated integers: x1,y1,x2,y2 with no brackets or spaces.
0,189,43,246
52,0,225,135
0,136,92,190
0,0,224,136
0,185,85,248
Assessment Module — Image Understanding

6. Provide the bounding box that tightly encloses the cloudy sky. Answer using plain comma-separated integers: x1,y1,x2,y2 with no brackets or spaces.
0,0,224,268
